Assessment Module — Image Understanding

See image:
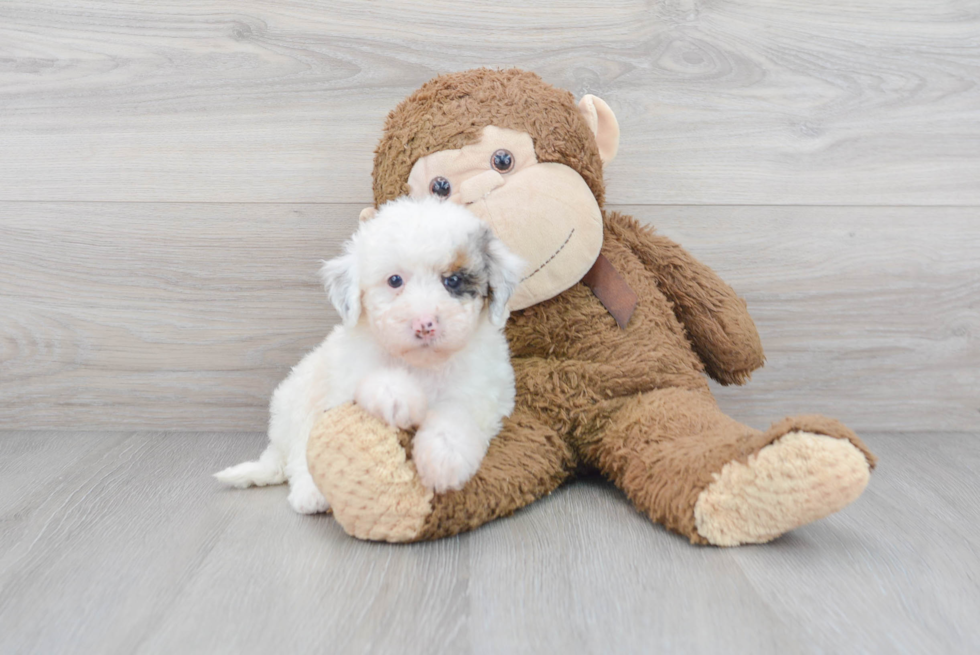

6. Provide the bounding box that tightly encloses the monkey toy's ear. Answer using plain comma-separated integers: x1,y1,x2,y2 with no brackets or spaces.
358,207,377,222
578,95,620,164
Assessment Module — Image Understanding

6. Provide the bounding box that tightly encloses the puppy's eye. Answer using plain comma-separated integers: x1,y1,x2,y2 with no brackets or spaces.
443,274,462,290
491,149,514,173
429,177,451,198
387,275,403,289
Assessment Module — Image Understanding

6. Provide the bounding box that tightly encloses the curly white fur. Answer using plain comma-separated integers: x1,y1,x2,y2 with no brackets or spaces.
215,197,524,513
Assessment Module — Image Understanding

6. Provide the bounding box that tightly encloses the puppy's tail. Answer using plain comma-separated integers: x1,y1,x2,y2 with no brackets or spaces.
214,444,287,488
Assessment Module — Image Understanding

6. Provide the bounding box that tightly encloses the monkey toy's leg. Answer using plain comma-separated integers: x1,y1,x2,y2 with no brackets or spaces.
307,403,577,542
578,388,877,546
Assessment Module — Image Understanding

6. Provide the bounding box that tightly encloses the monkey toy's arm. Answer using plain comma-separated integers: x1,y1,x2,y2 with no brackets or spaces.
605,212,766,385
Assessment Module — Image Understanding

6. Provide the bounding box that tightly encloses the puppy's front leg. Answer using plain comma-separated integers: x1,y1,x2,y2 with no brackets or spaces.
413,407,489,493
354,367,427,430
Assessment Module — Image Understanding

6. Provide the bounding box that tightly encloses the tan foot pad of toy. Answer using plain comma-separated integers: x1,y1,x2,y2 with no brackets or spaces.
694,431,872,546
308,402,433,542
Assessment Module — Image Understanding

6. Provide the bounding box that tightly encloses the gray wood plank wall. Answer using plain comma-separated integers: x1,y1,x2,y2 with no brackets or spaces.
1,1,978,432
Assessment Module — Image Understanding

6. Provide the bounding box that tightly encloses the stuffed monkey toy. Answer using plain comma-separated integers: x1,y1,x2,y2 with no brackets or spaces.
307,68,876,546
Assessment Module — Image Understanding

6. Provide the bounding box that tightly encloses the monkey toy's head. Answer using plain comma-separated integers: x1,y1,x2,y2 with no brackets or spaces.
366,68,620,311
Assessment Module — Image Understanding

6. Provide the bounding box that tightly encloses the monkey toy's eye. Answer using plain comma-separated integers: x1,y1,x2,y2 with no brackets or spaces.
429,176,451,198
491,149,514,173
387,275,403,289
443,274,462,290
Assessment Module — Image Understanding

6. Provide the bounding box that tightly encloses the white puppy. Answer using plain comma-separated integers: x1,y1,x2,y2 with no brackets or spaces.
215,196,525,513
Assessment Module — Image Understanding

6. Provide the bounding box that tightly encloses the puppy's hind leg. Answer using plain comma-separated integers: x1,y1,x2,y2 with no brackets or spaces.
285,440,331,515
214,443,287,489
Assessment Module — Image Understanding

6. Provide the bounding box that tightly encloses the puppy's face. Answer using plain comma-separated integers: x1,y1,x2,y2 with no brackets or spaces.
322,197,525,368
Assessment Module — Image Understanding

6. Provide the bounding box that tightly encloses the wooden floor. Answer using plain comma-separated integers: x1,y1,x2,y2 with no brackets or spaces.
1,431,977,654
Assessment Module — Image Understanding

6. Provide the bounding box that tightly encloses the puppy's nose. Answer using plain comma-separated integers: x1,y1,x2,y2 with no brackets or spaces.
412,315,439,340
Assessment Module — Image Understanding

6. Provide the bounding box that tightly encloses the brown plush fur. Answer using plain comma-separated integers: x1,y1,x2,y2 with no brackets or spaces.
413,212,875,542
373,68,606,208
312,68,876,544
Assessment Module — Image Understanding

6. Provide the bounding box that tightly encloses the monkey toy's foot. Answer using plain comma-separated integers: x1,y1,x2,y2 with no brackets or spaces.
694,426,874,547
307,403,434,542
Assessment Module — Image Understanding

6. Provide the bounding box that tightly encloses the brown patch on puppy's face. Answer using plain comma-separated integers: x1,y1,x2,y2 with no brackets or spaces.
448,249,473,278
328,197,523,368
359,247,488,369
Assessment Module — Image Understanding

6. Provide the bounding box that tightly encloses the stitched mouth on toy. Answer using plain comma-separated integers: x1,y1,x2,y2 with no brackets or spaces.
520,228,574,283
466,194,574,284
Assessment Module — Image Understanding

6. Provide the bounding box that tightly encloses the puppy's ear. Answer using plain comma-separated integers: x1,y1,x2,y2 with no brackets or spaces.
481,228,525,327
319,245,361,326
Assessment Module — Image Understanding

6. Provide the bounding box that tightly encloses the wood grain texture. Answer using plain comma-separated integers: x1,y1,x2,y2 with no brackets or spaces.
730,434,980,654
0,431,977,654
2,203,977,432
643,206,980,433
0,202,357,430
1,0,978,204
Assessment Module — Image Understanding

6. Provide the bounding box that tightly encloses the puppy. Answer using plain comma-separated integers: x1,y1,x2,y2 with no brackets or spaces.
215,196,525,513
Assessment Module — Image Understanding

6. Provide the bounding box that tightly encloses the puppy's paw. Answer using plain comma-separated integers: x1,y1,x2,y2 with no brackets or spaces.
412,413,487,493
287,479,331,515
355,368,427,430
